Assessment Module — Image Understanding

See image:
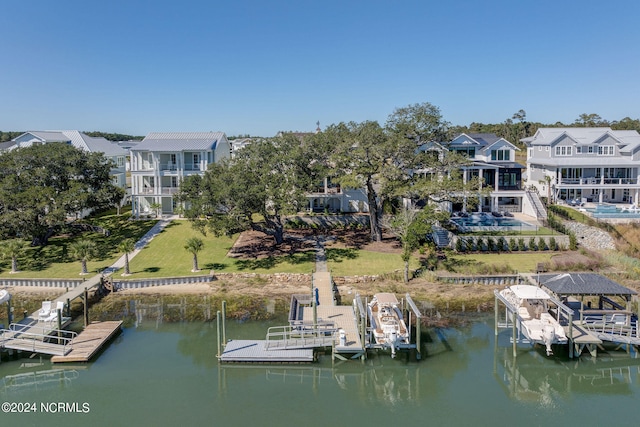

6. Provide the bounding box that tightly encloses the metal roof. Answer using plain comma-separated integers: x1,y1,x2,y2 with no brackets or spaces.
539,273,637,296
135,132,226,151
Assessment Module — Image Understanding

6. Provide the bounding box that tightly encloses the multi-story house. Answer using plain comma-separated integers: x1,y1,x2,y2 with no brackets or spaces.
446,133,526,214
10,130,128,189
129,132,231,217
523,128,640,205
306,177,369,213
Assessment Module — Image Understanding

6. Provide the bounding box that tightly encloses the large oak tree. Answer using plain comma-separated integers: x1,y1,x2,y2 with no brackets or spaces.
177,134,325,245
0,142,124,245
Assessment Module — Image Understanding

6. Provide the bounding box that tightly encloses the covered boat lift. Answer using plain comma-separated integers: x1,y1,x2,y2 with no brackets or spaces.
538,273,639,356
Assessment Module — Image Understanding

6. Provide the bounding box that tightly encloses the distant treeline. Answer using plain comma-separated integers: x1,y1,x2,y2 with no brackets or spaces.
3,113,640,145
0,131,22,142
0,130,143,142
451,112,640,149
84,131,144,141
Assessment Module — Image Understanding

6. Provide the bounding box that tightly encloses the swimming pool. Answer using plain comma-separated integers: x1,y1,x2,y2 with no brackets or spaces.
586,204,640,218
450,214,537,231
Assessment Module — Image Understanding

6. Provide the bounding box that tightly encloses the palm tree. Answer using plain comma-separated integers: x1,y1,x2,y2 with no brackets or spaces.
1,239,26,274
184,237,204,272
118,238,135,275
149,202,162,218
69,239,97,275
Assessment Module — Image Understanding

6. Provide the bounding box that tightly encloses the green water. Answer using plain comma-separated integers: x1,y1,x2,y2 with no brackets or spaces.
1,316,639,426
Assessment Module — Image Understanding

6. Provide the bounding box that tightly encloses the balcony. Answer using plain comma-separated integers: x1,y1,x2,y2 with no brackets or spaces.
558,177,639,186
136,187,180,195
159,163,178,171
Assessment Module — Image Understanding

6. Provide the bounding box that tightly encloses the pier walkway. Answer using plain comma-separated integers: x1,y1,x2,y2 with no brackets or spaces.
219,236,365,362
2,220,169,360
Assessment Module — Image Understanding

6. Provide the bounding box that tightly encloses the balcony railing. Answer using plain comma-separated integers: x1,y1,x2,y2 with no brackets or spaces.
137,187,180,195
559,177,639,185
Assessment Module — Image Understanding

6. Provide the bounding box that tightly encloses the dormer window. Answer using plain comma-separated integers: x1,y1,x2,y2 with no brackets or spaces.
597,145,614,156
555,146,572,156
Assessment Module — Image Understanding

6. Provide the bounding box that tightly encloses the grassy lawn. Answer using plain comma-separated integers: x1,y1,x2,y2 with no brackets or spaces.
0,214,157,279
439,252,556,275
327,248,420,276
123,221,316,278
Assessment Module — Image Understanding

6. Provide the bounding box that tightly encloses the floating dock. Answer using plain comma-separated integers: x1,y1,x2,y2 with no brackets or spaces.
51,321,122,363
218,270,422,363
219,340,314,363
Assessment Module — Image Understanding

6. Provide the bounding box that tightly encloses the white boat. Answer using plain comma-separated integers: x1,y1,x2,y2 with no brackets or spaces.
499,285,568,356
0,289,10,304
368,293,410,358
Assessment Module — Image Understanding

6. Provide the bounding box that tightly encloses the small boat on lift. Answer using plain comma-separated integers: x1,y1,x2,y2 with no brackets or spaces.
499,285,568,356
368,293,410,358
0,289,10,304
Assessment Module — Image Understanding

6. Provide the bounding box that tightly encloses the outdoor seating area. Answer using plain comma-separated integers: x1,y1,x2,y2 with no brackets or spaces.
38,301,65,323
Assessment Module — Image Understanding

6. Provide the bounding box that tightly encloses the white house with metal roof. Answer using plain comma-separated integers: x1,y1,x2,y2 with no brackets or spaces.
10,130,128,189
129,131,231,217
523,128,640,204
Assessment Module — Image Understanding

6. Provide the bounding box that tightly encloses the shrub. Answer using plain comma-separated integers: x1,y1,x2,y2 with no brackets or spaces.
486,237,495,252
529,237,537,251
538,237,546,251
548,237,557,251
518,238,526,251
569,232,577,250
455,238,464,252
498,237,507,252
509,237,517,251
465,237,474,252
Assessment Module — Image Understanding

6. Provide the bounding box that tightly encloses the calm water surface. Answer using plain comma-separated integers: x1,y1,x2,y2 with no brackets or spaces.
1,316,639,426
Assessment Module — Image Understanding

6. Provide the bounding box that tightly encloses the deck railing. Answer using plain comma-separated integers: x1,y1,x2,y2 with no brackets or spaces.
265,323,336,350
1,324,78,355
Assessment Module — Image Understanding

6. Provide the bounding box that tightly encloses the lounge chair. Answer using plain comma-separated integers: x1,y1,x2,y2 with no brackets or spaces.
38,301,52,321
43,301,65,324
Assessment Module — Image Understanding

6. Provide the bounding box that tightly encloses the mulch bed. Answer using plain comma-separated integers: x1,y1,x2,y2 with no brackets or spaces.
229,229,402,259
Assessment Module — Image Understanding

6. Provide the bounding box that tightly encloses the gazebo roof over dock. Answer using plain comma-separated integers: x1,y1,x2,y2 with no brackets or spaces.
538,273,637,298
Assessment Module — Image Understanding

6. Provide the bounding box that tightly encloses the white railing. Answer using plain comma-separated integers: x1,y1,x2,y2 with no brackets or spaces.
1,324,78,355
559,177,639,186
265,323,336,350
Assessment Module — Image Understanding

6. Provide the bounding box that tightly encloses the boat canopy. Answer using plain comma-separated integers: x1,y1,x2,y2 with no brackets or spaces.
372,293,400,305
509,285,551,300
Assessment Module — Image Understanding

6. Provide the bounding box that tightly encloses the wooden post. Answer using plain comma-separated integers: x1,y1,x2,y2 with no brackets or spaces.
568,312,574,359
222,301,227,346
416,310,421,361
57,308,62,344
512,310,517,358
6,298,12,325
66,298,71,318
216,310,221,359
83,288,89,328
495,296,499,336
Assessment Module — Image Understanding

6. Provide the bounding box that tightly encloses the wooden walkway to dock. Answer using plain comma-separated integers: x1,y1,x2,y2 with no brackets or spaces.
51,321,122,363
304,271,363,356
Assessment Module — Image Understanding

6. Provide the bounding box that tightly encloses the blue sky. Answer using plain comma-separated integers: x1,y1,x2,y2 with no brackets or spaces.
1,0,639,137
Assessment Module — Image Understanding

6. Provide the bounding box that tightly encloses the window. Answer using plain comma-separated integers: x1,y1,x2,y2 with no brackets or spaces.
491,149,510,161
576,147,582,154
555,146,572,156
588,146,594,154
597,145,614,156
538,146,542,151
545,146,549,151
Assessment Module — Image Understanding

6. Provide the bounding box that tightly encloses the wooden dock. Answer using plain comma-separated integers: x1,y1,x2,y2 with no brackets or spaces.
306,271,364,357
51,321,122,363
565,322,602,358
